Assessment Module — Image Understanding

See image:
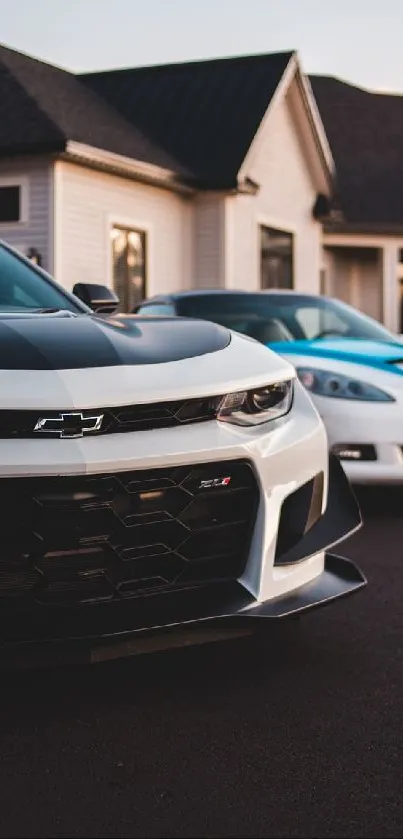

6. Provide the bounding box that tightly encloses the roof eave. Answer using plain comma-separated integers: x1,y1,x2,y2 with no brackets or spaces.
296,70,336,187
185,174,259,194
324,220,403,236
0,139,66,158
63,141,197,195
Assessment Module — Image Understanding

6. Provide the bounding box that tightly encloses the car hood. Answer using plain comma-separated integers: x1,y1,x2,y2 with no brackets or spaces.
0,312,294,410
268,338,403,375
0,311,232,369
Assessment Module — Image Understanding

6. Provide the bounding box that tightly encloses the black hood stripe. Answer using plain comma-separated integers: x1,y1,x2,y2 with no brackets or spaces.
0,314,231,370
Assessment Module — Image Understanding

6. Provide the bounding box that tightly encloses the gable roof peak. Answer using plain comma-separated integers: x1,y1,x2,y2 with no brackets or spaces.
82,50,296,187
88,49,297,77
0,41,69,74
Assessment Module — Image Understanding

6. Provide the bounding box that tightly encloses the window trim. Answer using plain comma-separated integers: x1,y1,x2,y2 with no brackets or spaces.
258,221,294,291
0,176,29,226
109,220,148,311
257,214,296,236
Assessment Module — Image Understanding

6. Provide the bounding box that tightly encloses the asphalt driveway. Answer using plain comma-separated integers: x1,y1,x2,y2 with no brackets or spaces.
0,487,401,839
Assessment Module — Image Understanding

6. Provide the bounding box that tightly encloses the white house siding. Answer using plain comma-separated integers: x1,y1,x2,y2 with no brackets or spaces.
228,91,322,292
192,194,225,287
0,156,53,271
55,161,193,295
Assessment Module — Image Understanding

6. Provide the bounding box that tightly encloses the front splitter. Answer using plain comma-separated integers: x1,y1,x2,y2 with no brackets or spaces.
0,553,366,669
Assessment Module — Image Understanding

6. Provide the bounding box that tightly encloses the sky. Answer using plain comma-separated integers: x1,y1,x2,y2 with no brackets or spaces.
0,0,403,93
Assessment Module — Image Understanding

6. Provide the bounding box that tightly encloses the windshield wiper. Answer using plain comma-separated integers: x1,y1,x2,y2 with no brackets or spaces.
30,307,64,313
28,308,80,315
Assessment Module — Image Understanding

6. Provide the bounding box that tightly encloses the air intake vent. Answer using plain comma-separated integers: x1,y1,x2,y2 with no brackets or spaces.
0,460,259,609
275,472,324,564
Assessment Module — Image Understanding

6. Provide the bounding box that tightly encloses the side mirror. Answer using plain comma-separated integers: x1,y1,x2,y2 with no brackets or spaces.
72,283,120,314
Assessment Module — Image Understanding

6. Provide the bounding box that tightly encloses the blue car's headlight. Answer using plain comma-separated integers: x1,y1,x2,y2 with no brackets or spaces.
297,367,395,402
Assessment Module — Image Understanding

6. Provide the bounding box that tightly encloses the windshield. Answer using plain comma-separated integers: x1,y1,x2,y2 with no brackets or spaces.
176,293,397,344
0,245,85,313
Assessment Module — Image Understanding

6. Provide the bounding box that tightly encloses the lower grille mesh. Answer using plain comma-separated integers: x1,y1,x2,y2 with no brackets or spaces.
0,460,259,609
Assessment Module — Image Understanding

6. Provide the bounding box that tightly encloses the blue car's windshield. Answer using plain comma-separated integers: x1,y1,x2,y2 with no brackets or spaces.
176,293,397,344
0,244,85,313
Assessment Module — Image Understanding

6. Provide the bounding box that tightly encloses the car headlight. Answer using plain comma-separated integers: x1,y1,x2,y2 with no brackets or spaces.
297,367,395,402
217,380,293,426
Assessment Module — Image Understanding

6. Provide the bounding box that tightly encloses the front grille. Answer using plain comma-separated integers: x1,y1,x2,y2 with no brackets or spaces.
0,460,259,609
0,397,223,439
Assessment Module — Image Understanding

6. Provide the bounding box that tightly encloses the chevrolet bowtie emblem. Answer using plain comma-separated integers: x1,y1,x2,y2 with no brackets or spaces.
34,411,104,439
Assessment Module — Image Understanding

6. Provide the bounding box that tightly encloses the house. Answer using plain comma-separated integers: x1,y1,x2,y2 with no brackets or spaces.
311,75,403,331
0,44,334,310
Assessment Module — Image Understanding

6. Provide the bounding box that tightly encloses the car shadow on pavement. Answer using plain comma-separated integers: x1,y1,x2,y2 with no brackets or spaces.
0,611,373,719
354,483,403,518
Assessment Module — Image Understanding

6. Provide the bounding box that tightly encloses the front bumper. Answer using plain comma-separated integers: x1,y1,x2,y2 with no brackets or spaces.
0,449,365,668
0,382,366,667
0,553,365,669
318,399,403,484
334,453,403,486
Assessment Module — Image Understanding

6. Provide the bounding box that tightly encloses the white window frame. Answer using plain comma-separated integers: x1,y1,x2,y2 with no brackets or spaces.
256,214,297,236
108,216,150,309
106,215,151,289
257,216,295,290
0,176,29,226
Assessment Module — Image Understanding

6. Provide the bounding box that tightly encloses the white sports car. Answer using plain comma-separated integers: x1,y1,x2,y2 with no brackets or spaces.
134,290,403,485
0,243,365,667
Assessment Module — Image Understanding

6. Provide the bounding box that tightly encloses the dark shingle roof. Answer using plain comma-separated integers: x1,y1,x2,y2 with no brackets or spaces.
310,75,403,228
0,44,293,187
0,44,187,172
82,52,294,187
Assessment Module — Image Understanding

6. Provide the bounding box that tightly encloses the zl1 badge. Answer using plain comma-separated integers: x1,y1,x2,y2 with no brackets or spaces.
198,476,232,489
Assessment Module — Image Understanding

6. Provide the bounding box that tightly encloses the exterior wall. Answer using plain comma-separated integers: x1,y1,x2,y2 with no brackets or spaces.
192,194,225,287
227,90,322,292
0,156,53,272
55,161,193,295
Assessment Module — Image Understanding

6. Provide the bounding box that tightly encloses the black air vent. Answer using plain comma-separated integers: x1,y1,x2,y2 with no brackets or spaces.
0,460,259,609
275,472,324,564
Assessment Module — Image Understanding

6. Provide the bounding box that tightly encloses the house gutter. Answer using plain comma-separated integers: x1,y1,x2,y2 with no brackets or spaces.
64,142,264,197
63,141,197,196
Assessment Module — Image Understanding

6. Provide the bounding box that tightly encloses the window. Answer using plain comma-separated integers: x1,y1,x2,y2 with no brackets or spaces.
111,226,147,312
136,302,175,316
0,186,21,223
175,291,396,343
294,305,348,339
260,226,293,289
